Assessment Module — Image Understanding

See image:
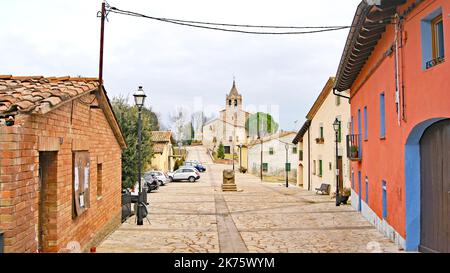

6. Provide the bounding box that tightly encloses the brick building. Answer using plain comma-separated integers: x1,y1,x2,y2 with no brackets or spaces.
0,76,126,253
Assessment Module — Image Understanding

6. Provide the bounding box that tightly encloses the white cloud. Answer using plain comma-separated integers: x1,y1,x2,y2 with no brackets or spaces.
0,0,361,130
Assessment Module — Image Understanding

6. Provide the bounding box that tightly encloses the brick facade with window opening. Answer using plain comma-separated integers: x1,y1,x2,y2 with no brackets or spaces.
0,76,126,253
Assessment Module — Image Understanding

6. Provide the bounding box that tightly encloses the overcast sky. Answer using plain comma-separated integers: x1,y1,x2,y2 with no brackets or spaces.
0,0,361,131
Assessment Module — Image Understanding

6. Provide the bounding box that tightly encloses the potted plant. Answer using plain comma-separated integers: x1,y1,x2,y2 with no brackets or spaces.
339,187,351,204
350,145,359,159
239,167,247,174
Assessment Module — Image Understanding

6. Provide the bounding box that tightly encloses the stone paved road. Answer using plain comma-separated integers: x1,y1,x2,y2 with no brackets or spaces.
97,146,402,253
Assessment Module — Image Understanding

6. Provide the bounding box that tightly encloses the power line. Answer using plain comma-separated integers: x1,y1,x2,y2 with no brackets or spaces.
107,6,352,35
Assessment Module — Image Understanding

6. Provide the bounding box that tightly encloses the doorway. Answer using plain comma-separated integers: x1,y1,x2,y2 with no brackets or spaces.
419,119,450,253
38,152,57,252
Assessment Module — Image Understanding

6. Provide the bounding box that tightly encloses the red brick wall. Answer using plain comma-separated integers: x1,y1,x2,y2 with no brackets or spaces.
0,92,123,252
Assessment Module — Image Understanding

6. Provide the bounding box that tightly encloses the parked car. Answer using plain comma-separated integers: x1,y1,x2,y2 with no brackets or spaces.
184,161,207,172
168,167,200,182
145,171,169,186
143,173,160,192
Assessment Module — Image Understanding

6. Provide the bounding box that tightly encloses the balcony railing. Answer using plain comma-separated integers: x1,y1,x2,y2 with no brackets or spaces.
346,134,362,161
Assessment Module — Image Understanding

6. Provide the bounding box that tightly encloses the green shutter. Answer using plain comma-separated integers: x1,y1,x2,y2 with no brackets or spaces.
319,160,323,176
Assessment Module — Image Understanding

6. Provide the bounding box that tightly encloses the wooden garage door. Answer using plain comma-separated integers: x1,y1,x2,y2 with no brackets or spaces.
420,119,450,253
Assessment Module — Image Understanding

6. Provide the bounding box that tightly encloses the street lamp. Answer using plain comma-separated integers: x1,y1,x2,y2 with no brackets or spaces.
134,86,147,225
333,118,341,207
285,143,289,188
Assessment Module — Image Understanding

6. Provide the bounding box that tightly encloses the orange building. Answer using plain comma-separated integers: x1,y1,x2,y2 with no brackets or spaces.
334,0,449,252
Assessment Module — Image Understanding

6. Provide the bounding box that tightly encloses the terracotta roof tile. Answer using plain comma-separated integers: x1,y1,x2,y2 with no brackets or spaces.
150,131,172,143
0,75,99,115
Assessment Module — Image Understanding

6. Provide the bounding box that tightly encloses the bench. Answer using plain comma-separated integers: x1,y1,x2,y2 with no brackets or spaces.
315,183,331,195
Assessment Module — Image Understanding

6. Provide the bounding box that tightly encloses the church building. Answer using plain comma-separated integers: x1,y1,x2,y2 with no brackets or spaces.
202,81,250,157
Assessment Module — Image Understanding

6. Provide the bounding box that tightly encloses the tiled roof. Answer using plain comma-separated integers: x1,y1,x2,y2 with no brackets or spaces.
151,131,172,143
0,75,99,115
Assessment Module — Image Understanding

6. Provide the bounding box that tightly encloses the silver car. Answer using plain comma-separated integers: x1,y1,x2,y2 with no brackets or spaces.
147,171,169,186
168,167,200,182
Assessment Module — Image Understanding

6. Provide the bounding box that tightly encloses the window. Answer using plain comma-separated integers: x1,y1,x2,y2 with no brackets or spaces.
380,93,386,138
336,95,341,106
292,147,298,154
319,126,324,139
299,150,303,161
224,146,231,154
236,136,239,143
97,163,103,198
318,160,323,177
364,106,368,141
262,163,268,172
285,163,291,172
229,136,233,142
432,15,444,60
365,176,369,203
269,147,274,155
229,100,232,106
73,151,90,218
382,180,387,219
421,8,445,69
313,160,316,175
234,100,238,106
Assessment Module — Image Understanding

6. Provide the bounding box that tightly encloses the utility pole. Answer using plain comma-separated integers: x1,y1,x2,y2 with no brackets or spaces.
98,1,106,85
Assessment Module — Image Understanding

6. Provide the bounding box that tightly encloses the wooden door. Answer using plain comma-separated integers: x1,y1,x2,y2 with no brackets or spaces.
420,119,450,253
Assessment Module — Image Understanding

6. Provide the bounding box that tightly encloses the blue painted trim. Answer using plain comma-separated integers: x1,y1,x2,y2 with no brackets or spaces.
380,93,386,138
358,171,362,212
364,106,368,140
421,8,443,70
404,117,447,251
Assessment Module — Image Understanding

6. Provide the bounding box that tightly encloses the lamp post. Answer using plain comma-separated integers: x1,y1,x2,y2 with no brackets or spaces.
333,118,341,207
285,143,289,188
134,86,147,225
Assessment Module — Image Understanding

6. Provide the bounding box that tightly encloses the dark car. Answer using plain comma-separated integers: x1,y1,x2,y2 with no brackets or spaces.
143,173,160,192
184,161,206,172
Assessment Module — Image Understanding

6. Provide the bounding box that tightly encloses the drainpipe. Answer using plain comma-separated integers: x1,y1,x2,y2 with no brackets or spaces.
333,88,351,101
394,13,402,126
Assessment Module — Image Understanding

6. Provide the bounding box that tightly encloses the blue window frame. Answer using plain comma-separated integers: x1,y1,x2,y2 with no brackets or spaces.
421,8,445,69
365,176,369,203
382,180,387,219
358,171,362,212
380,93,386,138
364,106,368,141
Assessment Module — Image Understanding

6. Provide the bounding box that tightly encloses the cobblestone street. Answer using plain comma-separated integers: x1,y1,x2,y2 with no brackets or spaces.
97,146,403,253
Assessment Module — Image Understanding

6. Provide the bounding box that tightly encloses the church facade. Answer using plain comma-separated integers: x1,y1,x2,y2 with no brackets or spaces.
202,81,250,156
